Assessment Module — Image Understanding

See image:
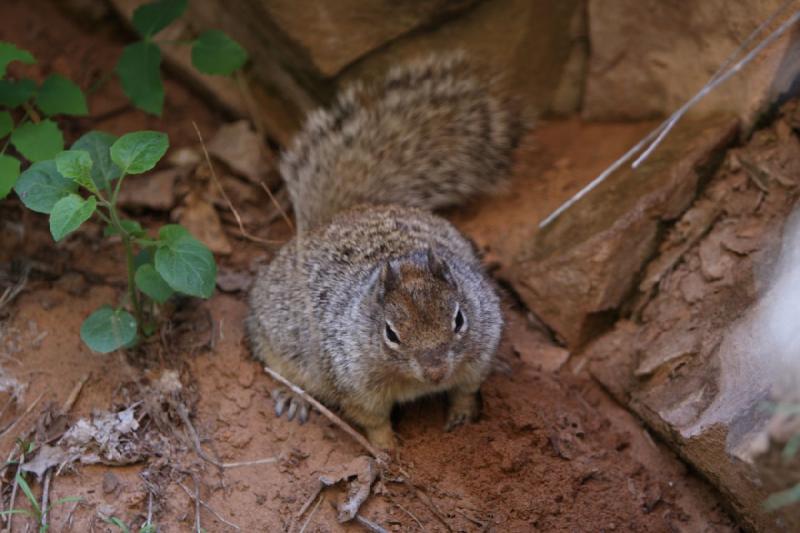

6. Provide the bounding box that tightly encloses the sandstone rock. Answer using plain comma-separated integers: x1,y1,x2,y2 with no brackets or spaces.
262,0,479,77
583,0,800,125
117,169,179,211
581,108,800,531
510,115,739,347
340,0,587,116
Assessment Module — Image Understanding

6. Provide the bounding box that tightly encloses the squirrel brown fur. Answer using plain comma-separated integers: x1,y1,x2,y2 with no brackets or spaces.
247,52,525,449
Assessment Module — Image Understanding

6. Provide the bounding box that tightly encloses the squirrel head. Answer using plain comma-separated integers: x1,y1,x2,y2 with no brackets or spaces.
369,249,471,385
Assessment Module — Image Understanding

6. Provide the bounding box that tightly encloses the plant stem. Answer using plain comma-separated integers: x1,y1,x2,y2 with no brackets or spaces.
105,196,142,333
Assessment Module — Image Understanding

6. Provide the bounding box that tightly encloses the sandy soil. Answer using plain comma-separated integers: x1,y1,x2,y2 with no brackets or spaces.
0,1,739,531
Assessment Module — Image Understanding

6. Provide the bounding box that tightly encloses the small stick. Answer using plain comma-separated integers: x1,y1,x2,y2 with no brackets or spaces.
262,367,386,462
395,502,424,530
0,393,43,438
176,403,278,469
176,480,241,531
193,477,201,533
0,263,29,311
296,487,323,519
40,469,52,529
405,481,452,533
539,5,800,228
62,374,90,413
297,494,323,533
192,121,282,246
354,514,390,533
146,490,153,529
259,180,294,231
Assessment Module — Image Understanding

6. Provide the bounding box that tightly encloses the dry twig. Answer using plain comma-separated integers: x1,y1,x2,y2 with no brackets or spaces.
175,402,278,470
539,3,800,228
297,494,323,533
176,479,241,531
262,366,385,462
192,121,283,246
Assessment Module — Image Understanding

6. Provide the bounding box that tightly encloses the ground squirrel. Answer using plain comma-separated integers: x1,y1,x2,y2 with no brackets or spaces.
247,52,524,449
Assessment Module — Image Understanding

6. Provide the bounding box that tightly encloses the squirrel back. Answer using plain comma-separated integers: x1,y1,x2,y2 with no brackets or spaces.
280,52,526,233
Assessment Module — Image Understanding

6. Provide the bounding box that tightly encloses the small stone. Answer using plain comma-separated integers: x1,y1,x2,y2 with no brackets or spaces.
102,471,119,494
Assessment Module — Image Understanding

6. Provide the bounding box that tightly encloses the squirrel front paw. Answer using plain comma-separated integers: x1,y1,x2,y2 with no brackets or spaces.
365,423,396,451
444,389,481,432
271,387,310,424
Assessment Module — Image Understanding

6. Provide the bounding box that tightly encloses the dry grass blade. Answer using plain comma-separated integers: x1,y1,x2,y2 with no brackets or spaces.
259,180,294,231
0,393,43,439
192,121,283,246
0,263,30,312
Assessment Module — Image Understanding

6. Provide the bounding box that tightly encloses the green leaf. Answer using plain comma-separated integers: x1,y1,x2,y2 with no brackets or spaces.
0,78,36,107
55,150,95,192
116,42,163,116
0,43,35,78
49,194,96,241
191,30,248,76
15,472,41,515
71,130,120,191
35,74,88,116
10,120,64,162
132,0,188,38
14,160,77,213
104,219,144,238
80,306,137,354
135,263,174,303
110,131,168,175
0,154,20,199
0,111,12,138
155,224,216,298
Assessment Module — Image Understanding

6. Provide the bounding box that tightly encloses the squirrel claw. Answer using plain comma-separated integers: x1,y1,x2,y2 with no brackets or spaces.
444,412,470,432
271,388,310,424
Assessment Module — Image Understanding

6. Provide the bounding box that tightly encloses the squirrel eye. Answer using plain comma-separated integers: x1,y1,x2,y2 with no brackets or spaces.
453,308,466,333
384,322,401,346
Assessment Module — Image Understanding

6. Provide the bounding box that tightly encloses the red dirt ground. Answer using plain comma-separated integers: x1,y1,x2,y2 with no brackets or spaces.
0,1,739,531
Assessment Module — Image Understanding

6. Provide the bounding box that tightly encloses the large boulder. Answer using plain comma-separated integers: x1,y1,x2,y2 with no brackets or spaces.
510,115,739,347
583,101,800,531
583,0,800,126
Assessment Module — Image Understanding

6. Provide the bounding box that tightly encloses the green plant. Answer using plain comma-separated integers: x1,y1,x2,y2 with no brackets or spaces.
0,42,88,198
105,516,156,533
764,402,800,512
117,0,247,115
1,0,247,197
0,0,249,352
13,130,217,352
0,472,82,532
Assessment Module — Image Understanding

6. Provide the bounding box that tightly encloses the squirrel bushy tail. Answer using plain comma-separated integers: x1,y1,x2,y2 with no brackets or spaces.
279,52,526,233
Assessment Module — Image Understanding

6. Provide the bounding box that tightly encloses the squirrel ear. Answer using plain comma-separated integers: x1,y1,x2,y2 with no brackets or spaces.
379,262,399,294
426,248,451,283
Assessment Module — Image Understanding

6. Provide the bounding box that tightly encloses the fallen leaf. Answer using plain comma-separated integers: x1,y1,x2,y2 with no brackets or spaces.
318,456,378,523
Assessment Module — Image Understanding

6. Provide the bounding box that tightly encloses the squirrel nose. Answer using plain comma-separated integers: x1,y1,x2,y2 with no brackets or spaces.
424,365,447,384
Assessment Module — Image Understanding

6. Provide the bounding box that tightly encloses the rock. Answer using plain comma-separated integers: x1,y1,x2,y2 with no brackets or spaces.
261,0,479,78
583,0,800,125
341,0,586,115
177,194,233,256
208,121,268,184
581,108,800,531
510,115,739,347
117,169,179,211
